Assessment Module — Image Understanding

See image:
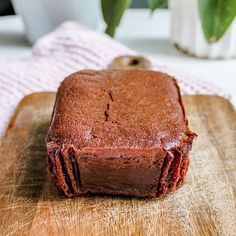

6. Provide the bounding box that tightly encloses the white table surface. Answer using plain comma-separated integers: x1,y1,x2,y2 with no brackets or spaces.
0,9,236,105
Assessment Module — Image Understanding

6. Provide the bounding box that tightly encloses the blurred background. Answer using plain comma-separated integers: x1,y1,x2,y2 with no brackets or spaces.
0,0,152,15
0,0,235,105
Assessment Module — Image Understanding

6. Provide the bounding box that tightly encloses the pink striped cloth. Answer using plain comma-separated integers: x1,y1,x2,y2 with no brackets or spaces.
0,22,229,136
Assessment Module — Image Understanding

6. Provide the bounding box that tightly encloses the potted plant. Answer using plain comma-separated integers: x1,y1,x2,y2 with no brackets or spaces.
12,0,165,44
101,0,167,37
11,0,101,44
170,0,236,58
102,0,236,59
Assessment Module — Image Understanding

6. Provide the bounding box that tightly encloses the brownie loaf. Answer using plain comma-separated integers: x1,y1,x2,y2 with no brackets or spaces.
46,70,196,198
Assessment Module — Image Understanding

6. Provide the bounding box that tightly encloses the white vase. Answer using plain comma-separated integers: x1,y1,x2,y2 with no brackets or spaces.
170,0,236,59
11,0,101,44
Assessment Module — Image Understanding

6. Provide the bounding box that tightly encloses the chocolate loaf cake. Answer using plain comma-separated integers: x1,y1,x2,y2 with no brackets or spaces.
46,70,196,198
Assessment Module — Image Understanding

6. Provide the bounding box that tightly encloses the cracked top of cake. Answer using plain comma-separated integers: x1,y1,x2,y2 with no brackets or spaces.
47,70,194,149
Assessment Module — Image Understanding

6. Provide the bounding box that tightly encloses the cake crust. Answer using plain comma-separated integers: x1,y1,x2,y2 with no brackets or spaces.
46,70,196,198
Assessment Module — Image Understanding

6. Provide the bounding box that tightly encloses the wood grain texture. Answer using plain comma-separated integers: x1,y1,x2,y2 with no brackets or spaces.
0,92,235,236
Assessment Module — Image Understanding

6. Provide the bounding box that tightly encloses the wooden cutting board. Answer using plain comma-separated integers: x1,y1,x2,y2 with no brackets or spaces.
0,92,236,236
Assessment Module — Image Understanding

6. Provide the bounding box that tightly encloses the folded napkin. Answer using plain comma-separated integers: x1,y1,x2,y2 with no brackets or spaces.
0,22,229,136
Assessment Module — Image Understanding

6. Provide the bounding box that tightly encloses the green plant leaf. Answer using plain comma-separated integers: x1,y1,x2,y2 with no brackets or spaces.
198,0,236,43
101,0,132,37
148,0,168,11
